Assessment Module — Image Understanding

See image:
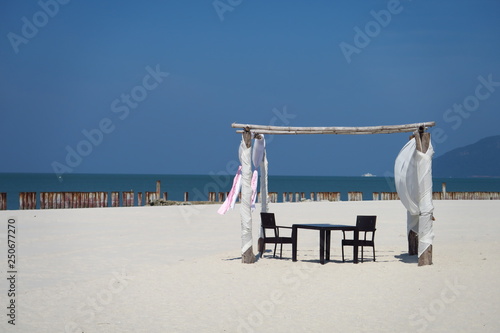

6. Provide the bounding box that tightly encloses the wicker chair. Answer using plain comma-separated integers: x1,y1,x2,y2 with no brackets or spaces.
342,215,377,262
260,212,293,259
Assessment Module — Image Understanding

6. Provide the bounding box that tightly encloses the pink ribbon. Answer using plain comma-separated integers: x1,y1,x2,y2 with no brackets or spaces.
217,166,242,215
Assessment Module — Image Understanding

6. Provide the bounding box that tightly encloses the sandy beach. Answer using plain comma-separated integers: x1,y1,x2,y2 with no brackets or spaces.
1,200,499,332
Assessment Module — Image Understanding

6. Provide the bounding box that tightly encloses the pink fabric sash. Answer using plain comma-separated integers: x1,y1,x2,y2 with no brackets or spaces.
251,170,258,211
217,166,242,215
218,167,259,215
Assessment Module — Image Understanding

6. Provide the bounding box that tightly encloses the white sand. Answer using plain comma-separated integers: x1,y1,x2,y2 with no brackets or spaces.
1,200,500,332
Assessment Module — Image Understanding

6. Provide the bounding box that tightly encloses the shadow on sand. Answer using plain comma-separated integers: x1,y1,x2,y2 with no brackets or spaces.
395,252,418,264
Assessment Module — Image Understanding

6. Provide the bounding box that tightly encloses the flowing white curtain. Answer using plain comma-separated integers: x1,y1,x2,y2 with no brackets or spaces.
395,137,435,257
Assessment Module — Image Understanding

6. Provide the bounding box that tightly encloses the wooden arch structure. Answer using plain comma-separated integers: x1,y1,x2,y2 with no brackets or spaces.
231,121,436,266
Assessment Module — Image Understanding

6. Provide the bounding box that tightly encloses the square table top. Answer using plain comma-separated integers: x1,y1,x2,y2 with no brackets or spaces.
292,223,357,230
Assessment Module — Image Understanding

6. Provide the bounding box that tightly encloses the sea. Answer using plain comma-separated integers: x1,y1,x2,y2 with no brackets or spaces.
1,173,500,210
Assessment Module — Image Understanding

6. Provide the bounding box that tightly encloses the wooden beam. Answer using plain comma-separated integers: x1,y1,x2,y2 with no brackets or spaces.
232,122,436,135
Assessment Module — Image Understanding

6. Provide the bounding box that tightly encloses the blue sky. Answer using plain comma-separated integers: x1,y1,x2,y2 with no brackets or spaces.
1,0,499,177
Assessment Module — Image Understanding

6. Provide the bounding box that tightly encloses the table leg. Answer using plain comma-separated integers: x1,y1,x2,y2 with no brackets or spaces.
325,230,331,261
319,230,325,265
353,229,359,264
292,226,297,262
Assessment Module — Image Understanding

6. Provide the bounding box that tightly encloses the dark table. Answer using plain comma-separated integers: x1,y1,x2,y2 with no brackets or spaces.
292,224,359,264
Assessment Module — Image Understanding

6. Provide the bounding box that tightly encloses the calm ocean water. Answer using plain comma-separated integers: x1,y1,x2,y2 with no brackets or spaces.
1,173,500,210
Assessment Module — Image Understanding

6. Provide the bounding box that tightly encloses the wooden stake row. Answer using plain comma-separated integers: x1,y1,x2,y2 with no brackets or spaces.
9,189,500,210
18,191,172,210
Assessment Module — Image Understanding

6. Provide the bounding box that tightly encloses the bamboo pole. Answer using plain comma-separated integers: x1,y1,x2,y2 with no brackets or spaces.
233,122,436,135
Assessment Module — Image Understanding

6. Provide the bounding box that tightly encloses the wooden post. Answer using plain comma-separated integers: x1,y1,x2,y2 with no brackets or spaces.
156,180,161,199
408,226,419,256
0,193,6,210
419,129,433,266
19,192,24,210
112,192,119,207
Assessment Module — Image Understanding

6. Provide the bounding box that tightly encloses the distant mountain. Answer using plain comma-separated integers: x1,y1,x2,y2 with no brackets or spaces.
433,135,500,178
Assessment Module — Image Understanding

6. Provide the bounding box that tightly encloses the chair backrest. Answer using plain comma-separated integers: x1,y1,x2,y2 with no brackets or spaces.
260,212,277,229
356,215,377,232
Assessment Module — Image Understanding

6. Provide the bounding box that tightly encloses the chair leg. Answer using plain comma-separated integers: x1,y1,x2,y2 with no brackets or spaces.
361,246,364,263
280,242,283,259
273,243,277,258
341,244,345,262
373,246,376,262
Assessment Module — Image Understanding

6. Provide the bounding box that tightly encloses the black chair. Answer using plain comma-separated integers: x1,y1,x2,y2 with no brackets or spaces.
342,215,377,262
260,212,293,259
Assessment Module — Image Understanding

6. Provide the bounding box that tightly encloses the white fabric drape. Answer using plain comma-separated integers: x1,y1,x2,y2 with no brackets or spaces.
218,135,265,215
394,137,435,257
218,134,268,253
252,135,266,169
254,135,268,241
394,139,419,234
260,151,269,214
251,134,265,211
239,138,253,254
416,142,434,257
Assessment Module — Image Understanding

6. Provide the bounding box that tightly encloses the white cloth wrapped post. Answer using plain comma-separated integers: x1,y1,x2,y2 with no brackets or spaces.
416,143,434,257
218,134,268,258
239,138,253,255
395,137,435,258
253,135,268,241
251,134,265,211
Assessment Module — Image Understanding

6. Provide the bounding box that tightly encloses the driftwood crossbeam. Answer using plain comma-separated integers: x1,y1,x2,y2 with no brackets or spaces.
232,122,436,135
